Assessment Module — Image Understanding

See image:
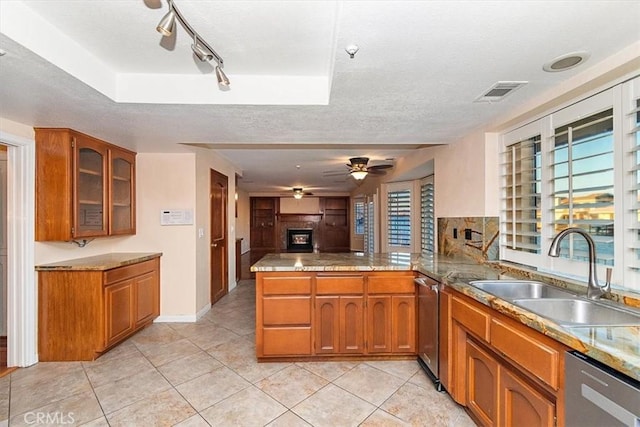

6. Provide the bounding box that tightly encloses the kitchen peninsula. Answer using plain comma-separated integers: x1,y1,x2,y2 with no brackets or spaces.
253,252,640,426
252,252,640,381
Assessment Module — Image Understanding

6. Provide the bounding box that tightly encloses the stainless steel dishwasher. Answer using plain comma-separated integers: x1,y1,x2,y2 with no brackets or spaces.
415,275,443,391
565,350,640,427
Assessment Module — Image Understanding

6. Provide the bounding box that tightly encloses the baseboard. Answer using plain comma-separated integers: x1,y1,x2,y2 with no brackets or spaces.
196,303,212,320
155,314,197,323
154,303,211,323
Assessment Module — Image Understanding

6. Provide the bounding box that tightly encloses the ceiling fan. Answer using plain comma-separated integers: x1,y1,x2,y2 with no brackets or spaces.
278,187,315,199
323,157,394,180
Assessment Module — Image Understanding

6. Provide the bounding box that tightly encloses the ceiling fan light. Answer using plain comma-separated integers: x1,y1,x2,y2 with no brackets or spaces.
350,170,368,180
156,9,176,36
216,65,230,86
293,193,303,199
293,187,304,199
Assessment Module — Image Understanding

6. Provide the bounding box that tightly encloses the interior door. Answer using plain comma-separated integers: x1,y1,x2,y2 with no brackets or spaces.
210,169,228,304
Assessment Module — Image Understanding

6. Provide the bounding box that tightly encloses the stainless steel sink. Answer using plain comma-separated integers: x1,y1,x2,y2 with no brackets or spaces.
513,298,640,326
469,280,576,301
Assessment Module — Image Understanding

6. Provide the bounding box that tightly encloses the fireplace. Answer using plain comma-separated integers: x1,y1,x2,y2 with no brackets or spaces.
287,228,313,252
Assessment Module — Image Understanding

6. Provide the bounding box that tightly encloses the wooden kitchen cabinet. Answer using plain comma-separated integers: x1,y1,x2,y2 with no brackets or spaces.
35,128,136,241
38,255,160,361
256,270,416,360
315,274,365,354
448,289,567,427
257,273,313,357
500,367,556,427
367,272,416,354
109,147,136,235
104,280,135,347
315,296,365,354
466,338,499,426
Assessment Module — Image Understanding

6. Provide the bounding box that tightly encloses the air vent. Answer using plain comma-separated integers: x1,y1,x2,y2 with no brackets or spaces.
474,81,528,103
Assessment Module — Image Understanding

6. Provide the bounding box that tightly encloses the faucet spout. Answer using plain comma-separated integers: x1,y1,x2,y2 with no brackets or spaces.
548,227,610,299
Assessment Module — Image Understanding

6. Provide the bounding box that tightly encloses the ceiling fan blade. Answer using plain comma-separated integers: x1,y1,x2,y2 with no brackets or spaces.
323,171,347,176
368,169,387,175
368,164,393,170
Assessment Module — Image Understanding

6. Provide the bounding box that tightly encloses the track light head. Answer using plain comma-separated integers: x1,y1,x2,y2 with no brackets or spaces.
156,8,176,36
192,35,213,61
216,65,230,87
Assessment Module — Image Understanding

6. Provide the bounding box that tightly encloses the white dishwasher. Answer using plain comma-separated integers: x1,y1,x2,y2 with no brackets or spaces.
565,351,640,427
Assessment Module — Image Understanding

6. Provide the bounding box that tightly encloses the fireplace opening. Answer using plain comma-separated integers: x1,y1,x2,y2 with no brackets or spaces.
287,228,313,252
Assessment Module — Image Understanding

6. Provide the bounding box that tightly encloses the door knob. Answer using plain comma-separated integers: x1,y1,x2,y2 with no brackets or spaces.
211,243,218,248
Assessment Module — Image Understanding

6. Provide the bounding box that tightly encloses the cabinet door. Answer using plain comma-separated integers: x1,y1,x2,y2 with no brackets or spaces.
499,368,555,427
340,297,364,353
74,136,108,238
315,296,340,353
391,295,415,353
135,271,159,328
109,148,136,235
466,338,499,427
104,281,134,347
367,296,392,353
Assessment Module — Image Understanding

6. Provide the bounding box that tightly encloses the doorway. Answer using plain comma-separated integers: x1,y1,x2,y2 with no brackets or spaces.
210,169,228,304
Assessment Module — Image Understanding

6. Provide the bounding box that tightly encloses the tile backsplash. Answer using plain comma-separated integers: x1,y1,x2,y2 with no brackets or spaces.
437,217,499,262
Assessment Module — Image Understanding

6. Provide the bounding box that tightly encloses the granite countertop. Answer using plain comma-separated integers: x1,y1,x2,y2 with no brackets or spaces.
35,252,162,271
252,252,640,382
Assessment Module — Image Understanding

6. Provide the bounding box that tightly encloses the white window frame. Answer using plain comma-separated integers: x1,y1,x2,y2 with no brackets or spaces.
420,175,435,253
381,181,420,253
501,78,640,289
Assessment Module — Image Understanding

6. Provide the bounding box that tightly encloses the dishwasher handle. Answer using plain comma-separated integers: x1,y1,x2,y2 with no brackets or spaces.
415,277,439,292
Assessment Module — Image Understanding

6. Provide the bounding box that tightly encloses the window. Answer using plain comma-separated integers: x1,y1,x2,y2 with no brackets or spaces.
354,200,364,235
503,135,541,254
501,76,640,289
420,176,435,253
364,195,376,253
387,189,411,247
551,109,614,265
627,92,640,272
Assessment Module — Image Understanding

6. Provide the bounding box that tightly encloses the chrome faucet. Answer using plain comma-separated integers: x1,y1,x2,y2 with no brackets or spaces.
548,227,611,299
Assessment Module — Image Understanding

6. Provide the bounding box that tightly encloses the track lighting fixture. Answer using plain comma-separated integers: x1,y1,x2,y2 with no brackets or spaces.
156,0,230,87
192,35,213,62
215,65,230,87
156,8,176,36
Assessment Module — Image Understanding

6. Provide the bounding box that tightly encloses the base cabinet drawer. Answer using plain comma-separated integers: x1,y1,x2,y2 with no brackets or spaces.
262,327,312,356
491,318,559,389
263,297,311,325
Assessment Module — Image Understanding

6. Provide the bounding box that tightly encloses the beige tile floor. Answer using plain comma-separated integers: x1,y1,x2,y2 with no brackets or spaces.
0,280,475,426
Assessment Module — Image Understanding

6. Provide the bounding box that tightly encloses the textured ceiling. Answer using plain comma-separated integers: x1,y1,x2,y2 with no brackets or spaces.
0,1,639,193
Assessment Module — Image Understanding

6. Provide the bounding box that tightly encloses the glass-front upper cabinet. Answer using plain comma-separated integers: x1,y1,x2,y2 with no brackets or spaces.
35,128,137,241
74,136,108,238
110,149,136,235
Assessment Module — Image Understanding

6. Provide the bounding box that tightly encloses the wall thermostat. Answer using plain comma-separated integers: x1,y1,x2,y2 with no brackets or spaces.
160,209,194,225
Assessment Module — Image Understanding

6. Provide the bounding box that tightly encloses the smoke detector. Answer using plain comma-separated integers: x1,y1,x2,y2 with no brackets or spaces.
345,44,359,59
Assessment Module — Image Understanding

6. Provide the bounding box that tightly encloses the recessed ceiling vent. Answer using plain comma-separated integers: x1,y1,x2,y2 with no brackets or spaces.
474,81,528,103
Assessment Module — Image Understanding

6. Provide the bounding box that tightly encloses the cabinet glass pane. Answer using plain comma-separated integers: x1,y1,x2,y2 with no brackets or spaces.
111,157,132,232
78,148,104,231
